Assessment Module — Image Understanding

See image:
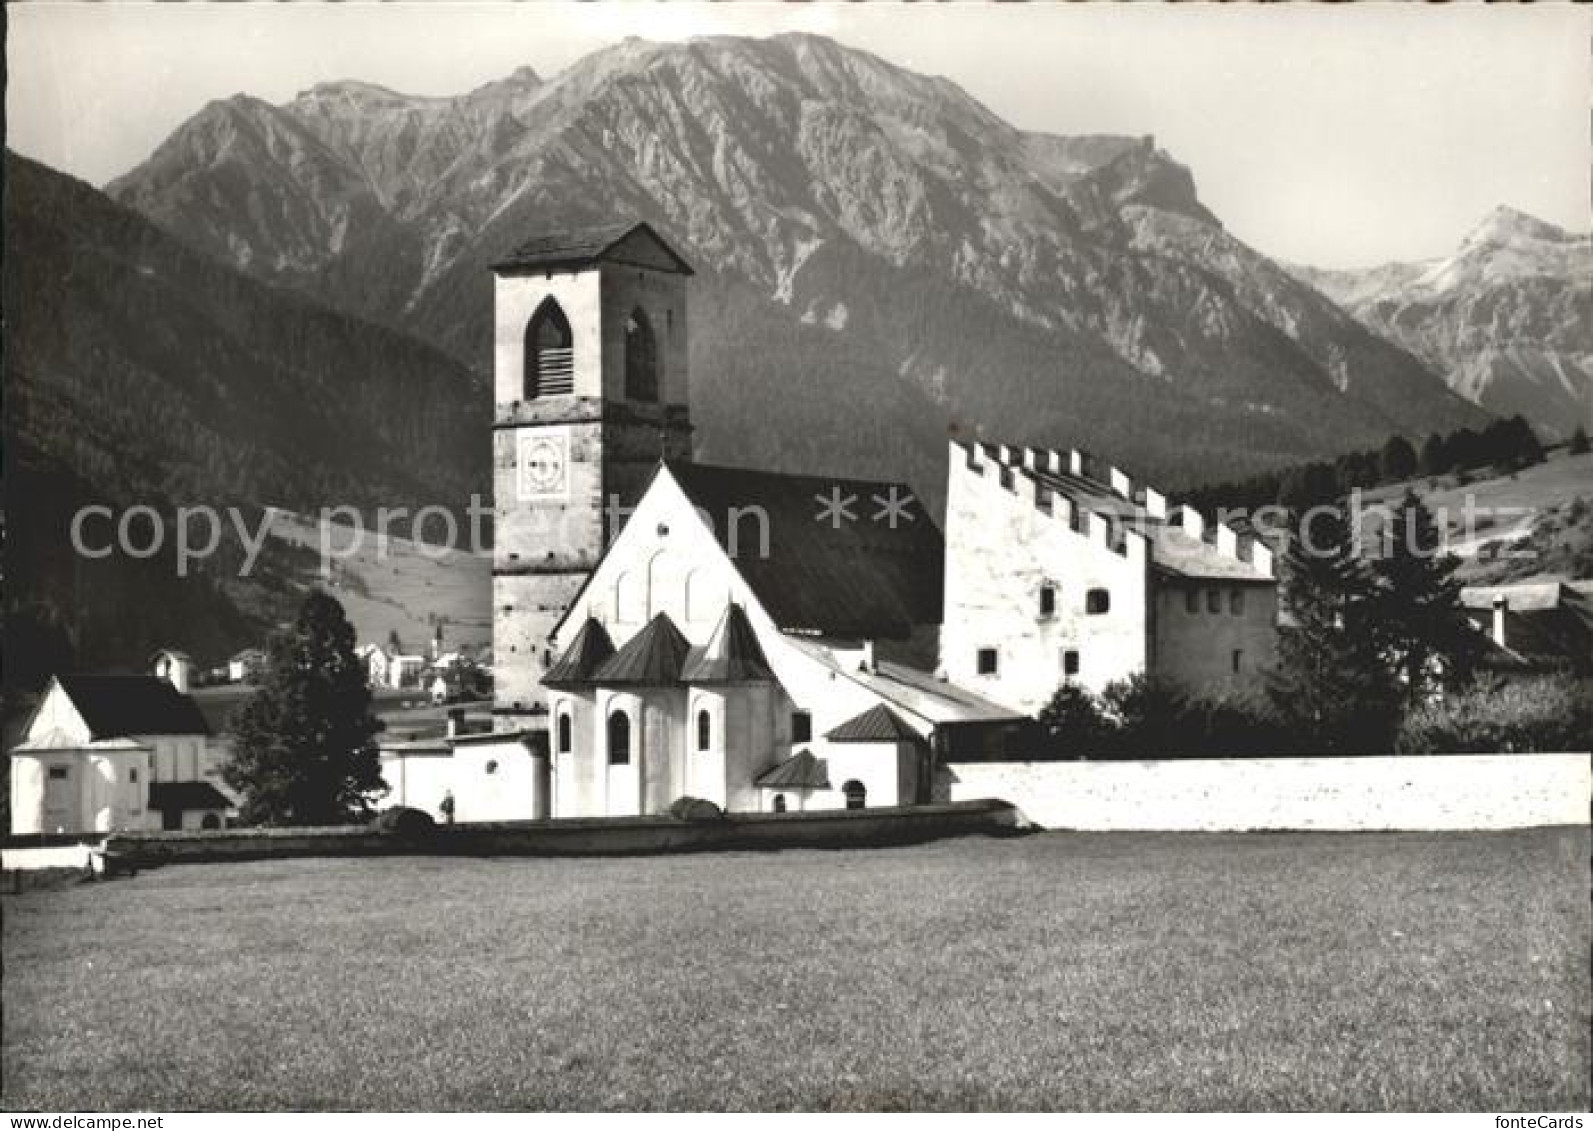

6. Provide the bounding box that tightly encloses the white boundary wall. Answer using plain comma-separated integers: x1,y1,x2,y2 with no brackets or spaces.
948,754,1591,831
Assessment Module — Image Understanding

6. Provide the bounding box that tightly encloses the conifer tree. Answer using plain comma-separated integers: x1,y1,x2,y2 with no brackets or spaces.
1367,492,1482,706
226,590,386,826
1379,435,1417,483
1266,506,1401,751
1569,426,1590,456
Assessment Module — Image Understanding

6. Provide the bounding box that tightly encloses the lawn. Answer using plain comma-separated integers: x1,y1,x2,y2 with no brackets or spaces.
3,828,1588,1111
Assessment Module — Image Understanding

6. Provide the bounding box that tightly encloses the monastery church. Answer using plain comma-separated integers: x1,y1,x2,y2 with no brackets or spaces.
8,219,1279,836
385,220,1279,823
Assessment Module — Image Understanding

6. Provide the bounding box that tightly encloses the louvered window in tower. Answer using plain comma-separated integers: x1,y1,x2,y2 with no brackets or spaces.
525,298,574,398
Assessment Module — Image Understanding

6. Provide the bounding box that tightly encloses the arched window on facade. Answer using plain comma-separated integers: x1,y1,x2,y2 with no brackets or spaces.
624,308,658,402
696,708,711,752
843,780,867,810
772,794,788,813
557,712,573,754
524,298,574,399
607,710,632,766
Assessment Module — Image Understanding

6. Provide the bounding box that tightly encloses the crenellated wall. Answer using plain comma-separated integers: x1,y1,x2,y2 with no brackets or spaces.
942,440,1151,714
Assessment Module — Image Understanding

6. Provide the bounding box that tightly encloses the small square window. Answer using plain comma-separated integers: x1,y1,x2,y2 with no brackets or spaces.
791,711,812,744
1086,589,1110,615
977,648,999,675
1206,589,1222,614
48,766,69,780
1063,650,1081,677
1230,589,1245,615
1185,589,1200,614
1039,585,1057,618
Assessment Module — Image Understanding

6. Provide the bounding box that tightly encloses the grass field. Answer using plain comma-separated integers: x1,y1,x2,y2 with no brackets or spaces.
3,829,1587,1112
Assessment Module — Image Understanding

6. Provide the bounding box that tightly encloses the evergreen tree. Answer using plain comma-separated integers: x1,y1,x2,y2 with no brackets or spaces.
1569,426,1589,456
387,628,403,654
1379,435,1417,483
1418,433,1451,477
226,590,386,826
1036,683,1111,759
1266,507,1402,751
1367,492,1483,706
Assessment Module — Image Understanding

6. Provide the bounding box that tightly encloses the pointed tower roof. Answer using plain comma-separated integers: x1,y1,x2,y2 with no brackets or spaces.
754,748,831,790
542,618,617,689
593,613,693,686
825,703,922,743
681,603,775,683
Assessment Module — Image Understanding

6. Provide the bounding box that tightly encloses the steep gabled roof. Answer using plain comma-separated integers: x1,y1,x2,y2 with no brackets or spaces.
490,221,694,275
681,604,775,683
543,618,617,689
825,703,922,743
593,613,693,686
668,461,942,640
754,748,831,790
55,675,211,740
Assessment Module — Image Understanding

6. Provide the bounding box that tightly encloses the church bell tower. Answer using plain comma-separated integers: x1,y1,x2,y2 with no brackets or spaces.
490,222,694,721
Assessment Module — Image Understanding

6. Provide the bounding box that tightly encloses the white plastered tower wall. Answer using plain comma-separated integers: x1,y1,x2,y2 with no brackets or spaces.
941,441,1150,716
491,228,692,720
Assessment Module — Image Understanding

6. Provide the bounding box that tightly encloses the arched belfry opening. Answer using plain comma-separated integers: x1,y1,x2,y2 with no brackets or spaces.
525,298,574,399
624,307,658,402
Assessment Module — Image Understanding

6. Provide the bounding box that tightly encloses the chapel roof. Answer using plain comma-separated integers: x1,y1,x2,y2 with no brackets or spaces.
679,604,775,683
592,613,693,685
54,675,212,740
543,618,618,689
754,748,832,790
825,704,922,743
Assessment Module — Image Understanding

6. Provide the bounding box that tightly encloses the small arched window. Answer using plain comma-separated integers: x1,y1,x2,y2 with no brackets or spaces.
557,712,572,754
525,298,574,399
607,710,632,766
1185,589,1199,614
625,308,658,402
843,780,867,810
1230,589,1245,616
1039,584,1057,618
772,794,787,813
1206,589,1222,614
696,708,711,752
200,813,221,830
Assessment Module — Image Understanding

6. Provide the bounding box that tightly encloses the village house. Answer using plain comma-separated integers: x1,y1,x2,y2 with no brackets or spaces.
1460,580,1593,673
9,674,231,835
375,219,1281,823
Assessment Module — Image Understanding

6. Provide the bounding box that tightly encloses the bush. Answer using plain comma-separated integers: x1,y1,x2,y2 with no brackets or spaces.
374,806,436,838
666,796,724,822
1396,675,1593,754
1033,677,1287,759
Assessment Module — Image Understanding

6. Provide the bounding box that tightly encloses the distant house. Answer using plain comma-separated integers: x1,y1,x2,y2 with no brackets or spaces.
389,654,427,689
149,648,197,693
1461,581,1593,673
227,648,268,684
9,675,233,835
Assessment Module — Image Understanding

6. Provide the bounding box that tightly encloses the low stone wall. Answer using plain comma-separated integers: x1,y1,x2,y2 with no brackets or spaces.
945,753,1591,831
106,800,1030,867
1,842,99,872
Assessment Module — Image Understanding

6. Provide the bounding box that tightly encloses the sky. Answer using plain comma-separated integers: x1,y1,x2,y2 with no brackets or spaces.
7,2,1588,268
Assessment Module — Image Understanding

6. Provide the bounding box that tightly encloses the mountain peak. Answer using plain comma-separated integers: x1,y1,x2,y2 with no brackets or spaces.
1462,204,1571,250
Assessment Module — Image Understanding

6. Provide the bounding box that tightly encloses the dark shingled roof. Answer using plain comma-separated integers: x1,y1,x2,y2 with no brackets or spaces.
56,675,211,740
825,704,922,743
680,604,775,683
593,613,693,686
544,618,617,689
754,748,831,790
668,462,942,640
148,782,233,812
491,221,694,275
